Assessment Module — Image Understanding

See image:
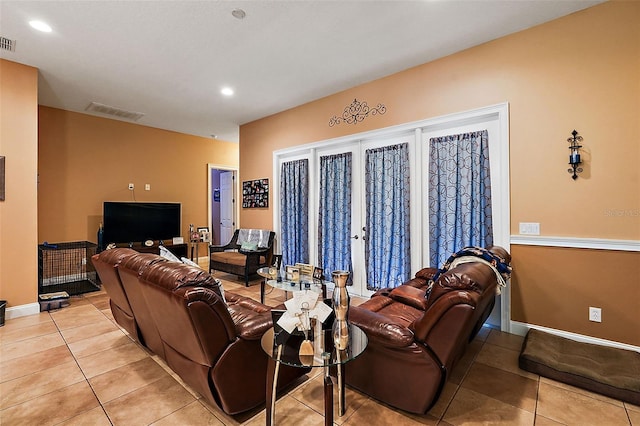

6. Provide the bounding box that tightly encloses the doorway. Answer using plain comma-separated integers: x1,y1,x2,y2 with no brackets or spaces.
207,164,239,246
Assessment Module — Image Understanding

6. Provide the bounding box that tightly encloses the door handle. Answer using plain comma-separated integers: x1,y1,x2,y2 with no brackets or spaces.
351,235,359,239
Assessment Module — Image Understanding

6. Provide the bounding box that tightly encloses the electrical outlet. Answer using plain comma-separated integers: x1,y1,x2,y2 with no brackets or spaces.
145,184,151,191
589,307,602,323
128,183,134,190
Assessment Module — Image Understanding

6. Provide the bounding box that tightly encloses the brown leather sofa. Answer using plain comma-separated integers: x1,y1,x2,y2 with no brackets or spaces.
346,246,511,414
209,229,275,286
92,248,307,415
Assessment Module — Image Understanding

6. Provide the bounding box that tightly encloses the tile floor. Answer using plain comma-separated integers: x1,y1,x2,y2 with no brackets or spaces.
1,273,638,425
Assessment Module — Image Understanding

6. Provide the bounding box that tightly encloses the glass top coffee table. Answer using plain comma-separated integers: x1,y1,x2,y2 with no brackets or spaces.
258,266,330,303
261,322,367,426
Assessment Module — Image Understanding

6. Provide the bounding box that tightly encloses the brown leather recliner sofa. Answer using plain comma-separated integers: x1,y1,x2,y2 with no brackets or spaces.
346,246,511,414
92,248,308,415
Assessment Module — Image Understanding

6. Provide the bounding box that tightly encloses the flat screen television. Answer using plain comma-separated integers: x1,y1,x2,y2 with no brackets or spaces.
103,202,181,244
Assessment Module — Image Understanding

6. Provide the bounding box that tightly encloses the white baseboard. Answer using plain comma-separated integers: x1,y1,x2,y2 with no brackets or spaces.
510,320,640,353
5,302,41,320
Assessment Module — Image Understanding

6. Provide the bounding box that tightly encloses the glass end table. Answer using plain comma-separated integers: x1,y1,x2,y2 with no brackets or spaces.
261,322,367,426
258,266,330,303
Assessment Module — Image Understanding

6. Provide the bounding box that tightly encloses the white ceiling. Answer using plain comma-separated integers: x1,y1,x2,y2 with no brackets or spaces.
0,1,601,143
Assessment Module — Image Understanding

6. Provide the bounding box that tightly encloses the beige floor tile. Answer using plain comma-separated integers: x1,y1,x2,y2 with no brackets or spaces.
538,376,625,407
0,320,59,345
449,338,483,385
60,316,120,344
103,375,196,425
89,357,170,403
486,329,526,352
0,331,66,362
0,380,100,425
0,344,75,382
75,340,149,378
49,303,108,330
0,312,53,332
66,295,92,308
443,387,534,425
475,341,539,380
537,381,630,425
533,414,565,425
628,408,640,425
426,380,459,419
244,394,325,426
151,400,225,425
473,325,491,342
58,406,112,425
461,362,538,412
627,402,640,412
68,328,131,358
102,308,116,321
0,360,85,409
343,397,437,425
290,372,368,424
88,294,111,311
198,397,257,425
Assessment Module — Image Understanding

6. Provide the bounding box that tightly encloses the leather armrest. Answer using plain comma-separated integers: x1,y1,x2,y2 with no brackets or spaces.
411,290,479,342
415,267,439,281
349,305,415,348
234,311,272,340
388,285,429,311
209,244,234,253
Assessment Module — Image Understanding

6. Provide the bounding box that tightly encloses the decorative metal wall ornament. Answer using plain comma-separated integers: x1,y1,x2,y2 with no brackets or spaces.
566,129,584,180
329,98,386,127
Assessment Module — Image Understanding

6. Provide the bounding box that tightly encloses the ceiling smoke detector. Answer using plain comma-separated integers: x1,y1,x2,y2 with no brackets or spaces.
231,9,246,20
85,102,145,121
0,36,16,52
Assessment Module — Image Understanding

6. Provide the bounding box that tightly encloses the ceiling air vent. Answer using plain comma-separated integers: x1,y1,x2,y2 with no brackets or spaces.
1,37,16,52
85,102,145,122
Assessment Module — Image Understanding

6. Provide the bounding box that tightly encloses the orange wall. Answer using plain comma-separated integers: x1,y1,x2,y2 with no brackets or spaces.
239,2,640,345
0,60,39,308
240,2,639,238
38,107,238,244
511,245,639,347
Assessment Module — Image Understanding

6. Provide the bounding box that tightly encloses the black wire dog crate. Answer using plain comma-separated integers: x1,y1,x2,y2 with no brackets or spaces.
38,241,100,296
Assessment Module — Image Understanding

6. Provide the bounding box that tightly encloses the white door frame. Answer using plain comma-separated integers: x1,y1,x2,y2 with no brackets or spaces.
207,164,240,245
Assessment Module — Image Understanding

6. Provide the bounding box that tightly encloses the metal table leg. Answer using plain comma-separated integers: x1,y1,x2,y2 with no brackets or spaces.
265,345,282,426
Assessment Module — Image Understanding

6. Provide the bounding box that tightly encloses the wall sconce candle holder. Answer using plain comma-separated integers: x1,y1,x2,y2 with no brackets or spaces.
567,129,583,180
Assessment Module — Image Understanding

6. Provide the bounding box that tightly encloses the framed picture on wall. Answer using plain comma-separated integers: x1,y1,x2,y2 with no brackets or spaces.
242,178,269,208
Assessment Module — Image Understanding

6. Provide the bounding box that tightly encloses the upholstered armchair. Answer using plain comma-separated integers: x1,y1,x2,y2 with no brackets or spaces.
209,229,275,286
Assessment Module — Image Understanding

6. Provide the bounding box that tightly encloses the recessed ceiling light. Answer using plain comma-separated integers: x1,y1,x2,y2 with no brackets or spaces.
231,9,246,20
221,87,234,96
29,20,52,33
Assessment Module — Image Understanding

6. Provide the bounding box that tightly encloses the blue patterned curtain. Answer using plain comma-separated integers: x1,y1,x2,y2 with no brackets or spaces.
428,130,493,267
280,159,309,266
365,143,411,290
318,153,352,280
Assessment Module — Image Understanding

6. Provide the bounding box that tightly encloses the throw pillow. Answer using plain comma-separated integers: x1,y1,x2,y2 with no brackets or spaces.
180,257,200,268
240,241,258,251
159,246,181,263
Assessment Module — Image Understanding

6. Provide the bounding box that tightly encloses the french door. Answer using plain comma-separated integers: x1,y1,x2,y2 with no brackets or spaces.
273,103,509,329
314,132,415,297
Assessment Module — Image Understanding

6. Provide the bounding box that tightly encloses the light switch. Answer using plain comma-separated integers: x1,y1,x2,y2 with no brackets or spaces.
145,184,151,191
519,222,540,235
